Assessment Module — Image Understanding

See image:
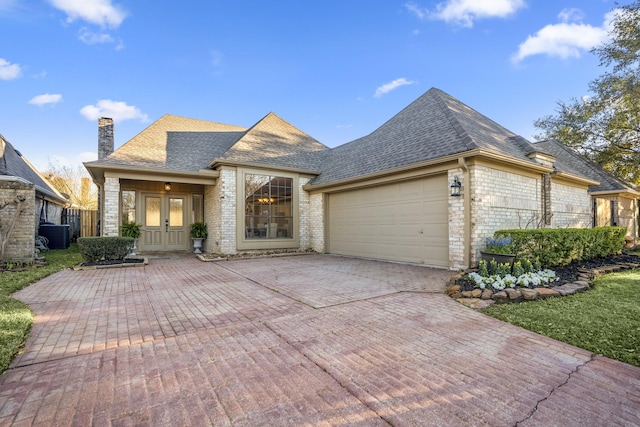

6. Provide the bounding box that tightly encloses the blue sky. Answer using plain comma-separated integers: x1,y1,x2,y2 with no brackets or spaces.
0,0,622,172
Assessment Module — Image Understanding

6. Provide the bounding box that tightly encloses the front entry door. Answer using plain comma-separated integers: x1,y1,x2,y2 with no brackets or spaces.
141,193,188,251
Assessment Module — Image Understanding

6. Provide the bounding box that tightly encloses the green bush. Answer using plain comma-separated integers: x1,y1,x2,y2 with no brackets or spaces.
77,237,133,262
496,227,626,267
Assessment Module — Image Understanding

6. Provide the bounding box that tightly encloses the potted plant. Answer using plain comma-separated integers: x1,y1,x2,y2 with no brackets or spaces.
119,221,141,256
190,222,208,254
480,235,516,265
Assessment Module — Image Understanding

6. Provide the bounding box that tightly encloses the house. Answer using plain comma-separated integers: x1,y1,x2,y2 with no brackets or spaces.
0,133,69,261
534,139,639,243
84,88,639,269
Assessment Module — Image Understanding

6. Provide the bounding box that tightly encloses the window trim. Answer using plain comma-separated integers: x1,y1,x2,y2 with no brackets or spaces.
236,168,299,250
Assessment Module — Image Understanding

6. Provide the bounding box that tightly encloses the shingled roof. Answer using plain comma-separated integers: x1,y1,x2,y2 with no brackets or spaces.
212,112,328,172
0,133,67,203
311,87,547,186
86,114,248,172
534,139,638,194
87,113,329,174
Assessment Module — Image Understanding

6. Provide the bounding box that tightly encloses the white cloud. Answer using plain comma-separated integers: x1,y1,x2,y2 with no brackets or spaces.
558,8,584,23
48,152,98,170
28,93,63,106
48,0,126,28
80,99,148,123
512,9,612,63
0,58,21,80
405,3,427,20
79,28,114,44
374,78,416,98
408,0,526,27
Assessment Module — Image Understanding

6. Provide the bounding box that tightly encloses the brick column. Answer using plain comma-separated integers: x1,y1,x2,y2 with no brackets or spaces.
309,192,324,252
103,177,120,236
448,169,466,269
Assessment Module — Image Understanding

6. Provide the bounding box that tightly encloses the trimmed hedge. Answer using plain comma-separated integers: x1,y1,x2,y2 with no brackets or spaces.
494,227,626,268
77,237,134,262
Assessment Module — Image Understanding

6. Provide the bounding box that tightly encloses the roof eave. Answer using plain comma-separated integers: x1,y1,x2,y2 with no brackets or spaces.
210,159,321,175
304,149,554,192
552,171,600,187
589,188,640,197
84,162,220,184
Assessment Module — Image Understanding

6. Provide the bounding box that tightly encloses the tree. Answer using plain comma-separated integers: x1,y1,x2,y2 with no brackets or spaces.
534,1,640,184
44,164,98,210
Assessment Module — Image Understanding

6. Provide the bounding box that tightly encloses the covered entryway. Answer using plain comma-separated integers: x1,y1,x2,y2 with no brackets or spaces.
327,174,449,267
139,192,189,251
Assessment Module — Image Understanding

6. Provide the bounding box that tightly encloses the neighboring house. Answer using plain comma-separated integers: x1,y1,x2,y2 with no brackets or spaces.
84,88,639,270
0,133,69,261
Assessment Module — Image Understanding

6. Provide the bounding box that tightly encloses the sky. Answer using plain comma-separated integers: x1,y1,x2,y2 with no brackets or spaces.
0,0,625,172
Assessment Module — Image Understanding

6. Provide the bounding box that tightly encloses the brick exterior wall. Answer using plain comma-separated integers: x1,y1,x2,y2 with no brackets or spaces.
309,192,324,253
550,182,592,228
298,177,311,250
0,180,36,261
103,177,120,236
469,165,541,264
206,167,237,254
448,169,465,269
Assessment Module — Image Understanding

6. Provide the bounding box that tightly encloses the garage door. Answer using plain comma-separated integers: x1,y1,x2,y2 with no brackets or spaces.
328,175,449,267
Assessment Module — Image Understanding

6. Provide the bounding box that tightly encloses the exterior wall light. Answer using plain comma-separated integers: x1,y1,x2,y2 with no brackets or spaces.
450,176,462,197
165,182,172,191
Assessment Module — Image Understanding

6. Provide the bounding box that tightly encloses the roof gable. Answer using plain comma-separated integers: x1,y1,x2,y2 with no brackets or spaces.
214,112,329,171
91,114,247,172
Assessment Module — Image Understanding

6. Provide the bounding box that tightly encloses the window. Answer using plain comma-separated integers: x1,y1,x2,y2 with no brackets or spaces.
244,174,293,239
122,190,136,224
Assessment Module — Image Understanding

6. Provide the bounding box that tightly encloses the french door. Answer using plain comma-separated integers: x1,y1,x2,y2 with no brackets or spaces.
140,193,188,251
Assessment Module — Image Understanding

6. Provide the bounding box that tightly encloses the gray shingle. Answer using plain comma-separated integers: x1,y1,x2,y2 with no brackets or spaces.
534,139,636,193
87,114,247,172
0,133,66,202
214,112,329,171
311,87,538,186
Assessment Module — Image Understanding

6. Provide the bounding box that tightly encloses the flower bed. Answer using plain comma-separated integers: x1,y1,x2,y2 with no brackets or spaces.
448,252,640,308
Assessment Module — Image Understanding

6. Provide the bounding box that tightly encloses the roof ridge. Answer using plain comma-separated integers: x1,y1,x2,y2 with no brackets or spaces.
429,88,476,151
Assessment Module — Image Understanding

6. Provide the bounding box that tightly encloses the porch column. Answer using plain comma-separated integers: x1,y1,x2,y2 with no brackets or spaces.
103,177,120,236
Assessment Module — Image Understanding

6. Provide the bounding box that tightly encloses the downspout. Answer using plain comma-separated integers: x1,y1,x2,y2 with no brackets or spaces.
458,157,470,269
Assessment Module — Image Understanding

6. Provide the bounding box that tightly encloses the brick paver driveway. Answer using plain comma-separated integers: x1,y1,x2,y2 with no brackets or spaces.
0,255,638,426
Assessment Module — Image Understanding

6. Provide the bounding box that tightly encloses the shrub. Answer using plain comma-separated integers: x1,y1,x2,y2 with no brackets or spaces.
119,222,141,239
484,235,514,254
77,237,134,262
494,227,626,267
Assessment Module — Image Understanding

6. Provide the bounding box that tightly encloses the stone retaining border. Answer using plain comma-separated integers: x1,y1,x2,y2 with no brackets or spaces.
448,262,640,310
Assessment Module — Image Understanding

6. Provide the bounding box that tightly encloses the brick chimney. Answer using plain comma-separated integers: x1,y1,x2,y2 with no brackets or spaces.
98,117,114,160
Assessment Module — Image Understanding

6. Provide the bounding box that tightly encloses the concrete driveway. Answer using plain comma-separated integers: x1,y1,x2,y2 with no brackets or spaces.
0,254,638,426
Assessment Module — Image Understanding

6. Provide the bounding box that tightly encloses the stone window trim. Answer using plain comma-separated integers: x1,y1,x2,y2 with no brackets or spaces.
236,167,300,251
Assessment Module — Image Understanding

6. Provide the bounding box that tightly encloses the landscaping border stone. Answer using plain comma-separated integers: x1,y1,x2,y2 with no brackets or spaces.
448,262,640,308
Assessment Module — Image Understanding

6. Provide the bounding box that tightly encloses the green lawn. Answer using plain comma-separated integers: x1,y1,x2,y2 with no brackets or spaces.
0,245,82,374
483,269,640,367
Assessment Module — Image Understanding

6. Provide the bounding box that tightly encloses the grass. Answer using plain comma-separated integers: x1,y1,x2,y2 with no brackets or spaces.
0,245,82,374
483,269,640,367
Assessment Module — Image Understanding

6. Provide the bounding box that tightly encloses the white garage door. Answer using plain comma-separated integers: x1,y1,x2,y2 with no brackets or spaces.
328,175,449,267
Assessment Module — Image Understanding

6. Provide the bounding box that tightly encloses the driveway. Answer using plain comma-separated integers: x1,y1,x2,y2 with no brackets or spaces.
0,254,638,426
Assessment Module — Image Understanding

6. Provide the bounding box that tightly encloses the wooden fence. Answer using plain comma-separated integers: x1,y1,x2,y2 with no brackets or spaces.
62,208,98,241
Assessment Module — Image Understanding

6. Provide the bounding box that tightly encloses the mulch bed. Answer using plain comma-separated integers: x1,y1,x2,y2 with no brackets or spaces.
456,252,640,292
553,253,640,283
